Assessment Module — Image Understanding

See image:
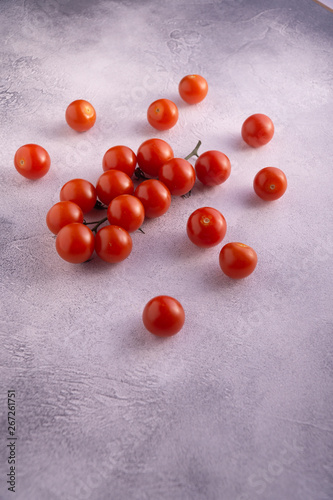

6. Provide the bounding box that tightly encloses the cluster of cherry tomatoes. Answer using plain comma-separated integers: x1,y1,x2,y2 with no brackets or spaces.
13,74,288,337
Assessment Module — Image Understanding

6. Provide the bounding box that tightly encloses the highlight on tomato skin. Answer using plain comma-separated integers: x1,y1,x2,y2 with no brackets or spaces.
14,144,51,180
142,295,185,337
55,223,95,264
187,207,227,248
65,99,96,132
219,242,257,279
253,167,287,201
147,98,179,131
241,113,274,148
137,138,174,178
178,74,208,104
102,146,137,177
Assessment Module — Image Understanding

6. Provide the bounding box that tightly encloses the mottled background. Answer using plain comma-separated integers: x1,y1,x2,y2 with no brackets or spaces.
0,0,333,499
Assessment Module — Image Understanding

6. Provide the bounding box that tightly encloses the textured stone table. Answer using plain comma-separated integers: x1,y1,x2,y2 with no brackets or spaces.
1,1,332,499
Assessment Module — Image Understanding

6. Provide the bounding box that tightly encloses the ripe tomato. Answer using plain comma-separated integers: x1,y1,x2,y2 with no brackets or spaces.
102,145,137,177
137,138,174,177
56,223,95,263
46,201,84,235
187,207,227,248
14,144,51,180
95,225,132,263
158,158,196,196
142,296,185,337
241,113,274,147
60,179,97,214
65,99,96,132
195,150,231,186
134,180,171,218
96,170,134,206
178,74,208,104
107,194,145,232
147,99,178,131
219,243,257,279
253,167,287,201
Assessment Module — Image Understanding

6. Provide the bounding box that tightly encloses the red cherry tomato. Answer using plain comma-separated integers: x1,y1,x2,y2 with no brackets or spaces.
46,201,84,235
195,150,231,186
14,144,51,180
137,138,174,177
96,170,134,206
56,223,95,263
241,113,274,147
65,99,96,132
102,146,136,177
187,207,227,248
158,158,196,196
134,180,171,218
95,225,132,263
60,179,97,214
219,242,257,279
142,296,185,337
107,194,145,233
253,167,287,201
147,99,178,131
178,74,208,104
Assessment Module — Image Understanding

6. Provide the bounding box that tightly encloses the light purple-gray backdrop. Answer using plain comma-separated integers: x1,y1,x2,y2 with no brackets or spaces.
1,0,332,499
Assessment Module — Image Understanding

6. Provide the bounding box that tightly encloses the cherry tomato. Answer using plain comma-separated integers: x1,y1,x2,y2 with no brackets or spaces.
46,201,84,235
147,99,178,131
14,144,50,180
178,74,208,104
56,223,95,263
95,225,132,263
195,150,231,186
60,179,97,214
96,170,134,206
134,180,171,218
142,296,185,337
65,99,96,132
158,158,196,196
253,167,287,201
107,194,145,233
187,207,227,248
102,146,136,177
137,138,174,178
241,113,274,147
219,242,257,279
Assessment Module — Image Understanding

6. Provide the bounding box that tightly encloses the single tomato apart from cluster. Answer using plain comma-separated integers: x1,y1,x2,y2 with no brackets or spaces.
187,207,227,248
142,296,185,337
219,242,257,279
241,113,274,147
65,99,96,132
253,167,287,201
147,99,178,131
14,144,51,179
178,74,208,104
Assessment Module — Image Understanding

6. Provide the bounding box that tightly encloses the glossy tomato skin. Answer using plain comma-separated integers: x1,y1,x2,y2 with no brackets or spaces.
102,146,137,177
107,194,145,233
147,99,178,131
187,207,227,248
96,170,134,205
158,158,196,196
14,144,51,180
137,138,174,177
56,223,95,264
134,180,171,218
195,151,231,186
253,167,287,201
142,296,185,337
219,242,257,279
65,100,96,132
95,225,132,263
241,114,274,147
178,74,208,104
46,201,84,235
60,179,97,214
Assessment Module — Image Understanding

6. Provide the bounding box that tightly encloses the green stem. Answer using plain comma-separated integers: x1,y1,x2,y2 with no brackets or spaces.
184,140,202,161
84,217,108,233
